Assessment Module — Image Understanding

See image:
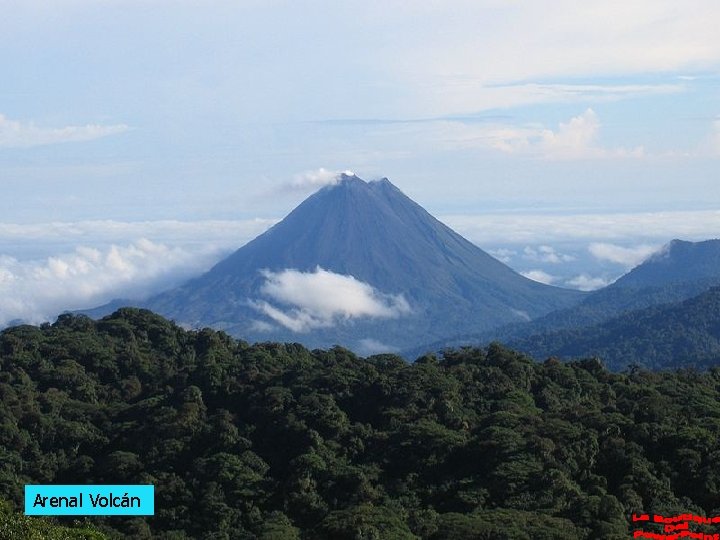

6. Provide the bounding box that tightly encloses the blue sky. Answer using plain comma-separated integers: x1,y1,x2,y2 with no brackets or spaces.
1,0,720,324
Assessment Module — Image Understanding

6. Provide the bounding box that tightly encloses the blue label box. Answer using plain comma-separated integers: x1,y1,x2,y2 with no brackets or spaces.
25,485,154,516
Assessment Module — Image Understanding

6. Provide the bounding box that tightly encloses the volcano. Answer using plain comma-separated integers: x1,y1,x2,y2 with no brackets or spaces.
92,174,585,353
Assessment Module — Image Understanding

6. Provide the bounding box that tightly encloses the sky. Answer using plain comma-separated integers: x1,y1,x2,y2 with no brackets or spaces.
1,0,720,325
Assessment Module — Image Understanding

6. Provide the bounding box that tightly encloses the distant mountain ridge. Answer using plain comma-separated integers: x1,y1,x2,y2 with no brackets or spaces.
520,238,720,333
86,174,584,352
406,238,720,361
512,286,720,371
616,239,720,287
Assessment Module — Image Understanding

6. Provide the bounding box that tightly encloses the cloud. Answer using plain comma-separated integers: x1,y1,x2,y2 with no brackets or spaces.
564,274,612,291
493,82,684,103
588,242,659,268
380,1,720,116
0,218,276,256
487,247,516,263
540,109,605,159
2,2,713,122
0,113,129,148
289,168,358,190
251,266,411,332
505,109,643,159
441,209,720,245
0,239,222,327
0,211,713,328
0,218,274,328
427,109,645,160
520,269,557,285
522,245,574,264
4,212,714,262
411,80,686,119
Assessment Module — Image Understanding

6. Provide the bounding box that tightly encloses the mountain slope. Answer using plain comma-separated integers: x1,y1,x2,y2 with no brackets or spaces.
526,239,720,332
406,238,720,359
530,239,720,330
90,174,584,351
617,239,720,287
511,286,720,371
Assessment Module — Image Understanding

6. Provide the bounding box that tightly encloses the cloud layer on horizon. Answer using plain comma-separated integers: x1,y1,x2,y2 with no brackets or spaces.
0,239,223,327
0,113,129,148
0,209,715,327
1,210,714,254
0,219,276,256
442,210,720,245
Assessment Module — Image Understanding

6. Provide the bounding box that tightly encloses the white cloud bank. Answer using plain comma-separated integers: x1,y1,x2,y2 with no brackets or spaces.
521,269,557,285
588,242,659,269
0,113,129,148
251,266,411,332
564,274,612,291
0,239,224,327
537,109,645,160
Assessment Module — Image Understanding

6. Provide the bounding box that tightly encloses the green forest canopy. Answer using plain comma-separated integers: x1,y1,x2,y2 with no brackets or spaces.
1,308,719,539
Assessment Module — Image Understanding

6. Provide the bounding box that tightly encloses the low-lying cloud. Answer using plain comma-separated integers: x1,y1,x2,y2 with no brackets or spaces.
564,274,612,291
0,113,129,148
0,239,223,327
521,269,557,285
251,267,411,332
588,242,659,269
523,245,575,264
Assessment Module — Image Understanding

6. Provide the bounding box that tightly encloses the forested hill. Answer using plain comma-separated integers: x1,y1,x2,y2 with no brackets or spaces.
3,309,720,538
512,285,720,371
